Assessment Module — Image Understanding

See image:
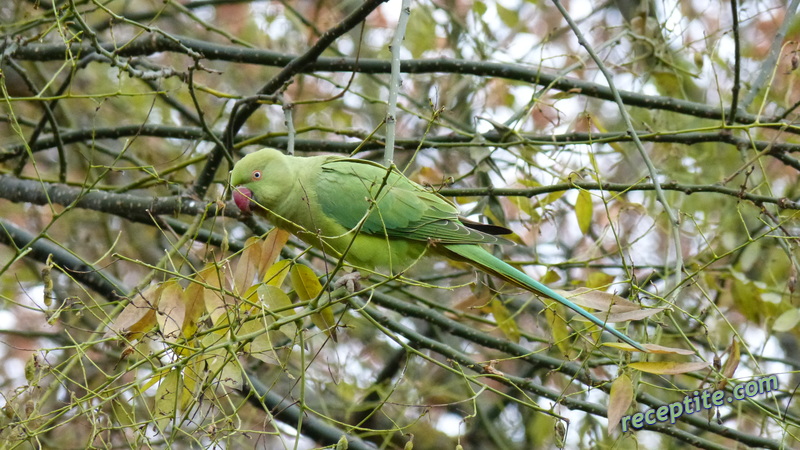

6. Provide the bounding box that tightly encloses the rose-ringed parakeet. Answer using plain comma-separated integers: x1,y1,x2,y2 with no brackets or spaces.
230,148,646,351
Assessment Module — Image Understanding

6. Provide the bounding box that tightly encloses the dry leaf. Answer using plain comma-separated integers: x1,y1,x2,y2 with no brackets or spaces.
553,288,641,313
106,284,162,340
603,343,693,354
581,307,666,324
607,374,634,433
719,338,740,390
196,263,233,325
156,281,185,342
628,361,710,375
233,236,264,295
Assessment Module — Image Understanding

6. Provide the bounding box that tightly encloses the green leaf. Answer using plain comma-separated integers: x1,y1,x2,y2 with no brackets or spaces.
773,308,800,332
406,7,437,58
474,1,487,16
154,369,181,430
496,3,519,28
258,284,298,339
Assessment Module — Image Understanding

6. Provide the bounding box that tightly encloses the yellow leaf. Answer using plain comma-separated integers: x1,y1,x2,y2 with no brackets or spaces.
290,264,323,300
628,361,709,374
607,374,633,433
544,300,573,357
508,196,534,217
540,270,561,284
199,335,243,388
264,259,292,287
290,264,337,341
491,298,520,343
575,189,592,234
111,398,136,428
586,272,615,290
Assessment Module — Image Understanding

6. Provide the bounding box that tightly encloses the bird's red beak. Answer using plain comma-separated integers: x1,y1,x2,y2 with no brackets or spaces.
233,187,253,213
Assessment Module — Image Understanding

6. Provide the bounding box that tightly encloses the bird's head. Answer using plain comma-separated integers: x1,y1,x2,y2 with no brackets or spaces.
230,148,288,213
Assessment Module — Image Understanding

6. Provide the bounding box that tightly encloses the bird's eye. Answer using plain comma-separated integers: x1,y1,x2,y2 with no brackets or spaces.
252,170,262,181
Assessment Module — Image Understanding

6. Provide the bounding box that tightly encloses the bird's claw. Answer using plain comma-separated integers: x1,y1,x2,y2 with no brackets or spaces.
334,272,362,293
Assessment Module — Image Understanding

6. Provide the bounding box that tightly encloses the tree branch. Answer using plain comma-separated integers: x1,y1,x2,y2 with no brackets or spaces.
0,175,240,222
191,0,389,197
0,219,126,299
7,35,800,134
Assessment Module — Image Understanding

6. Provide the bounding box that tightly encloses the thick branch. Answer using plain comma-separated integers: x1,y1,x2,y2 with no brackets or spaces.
0,219,126,299
439,180,800,210
242,375,375,450
4,125,800,165
0,175,240,221
7,35,799,133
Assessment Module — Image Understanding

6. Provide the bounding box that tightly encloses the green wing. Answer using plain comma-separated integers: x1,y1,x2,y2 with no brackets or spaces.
315,158,508,245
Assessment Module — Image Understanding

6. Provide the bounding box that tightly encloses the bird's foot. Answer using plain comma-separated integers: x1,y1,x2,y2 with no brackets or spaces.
334,271,362,293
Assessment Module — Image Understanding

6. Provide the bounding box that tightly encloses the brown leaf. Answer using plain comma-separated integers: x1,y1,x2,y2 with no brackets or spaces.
628,361,710,375
233,236,264,295
607,374,634,433
182,279,207,338
603,343,694,354
552,288,641,313
156,281,185,342
721,338,740,381
260,228,290,275
105,284,162,340
579,307,666,324
196,263,233,325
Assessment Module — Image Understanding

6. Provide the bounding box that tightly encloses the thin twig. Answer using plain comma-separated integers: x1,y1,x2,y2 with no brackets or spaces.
550,0,684,299
727,0,741,125
384,0,411,164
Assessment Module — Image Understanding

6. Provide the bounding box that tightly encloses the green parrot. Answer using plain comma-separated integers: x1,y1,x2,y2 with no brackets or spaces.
230,148,646,351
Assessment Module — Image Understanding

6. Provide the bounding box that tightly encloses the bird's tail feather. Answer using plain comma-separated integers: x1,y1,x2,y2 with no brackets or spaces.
444,244,647,352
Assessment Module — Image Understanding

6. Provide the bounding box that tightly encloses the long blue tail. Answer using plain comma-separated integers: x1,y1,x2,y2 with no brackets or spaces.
444,244,647,352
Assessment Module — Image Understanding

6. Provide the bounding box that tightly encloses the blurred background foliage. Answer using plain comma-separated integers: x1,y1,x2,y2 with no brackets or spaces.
1,0,800,448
